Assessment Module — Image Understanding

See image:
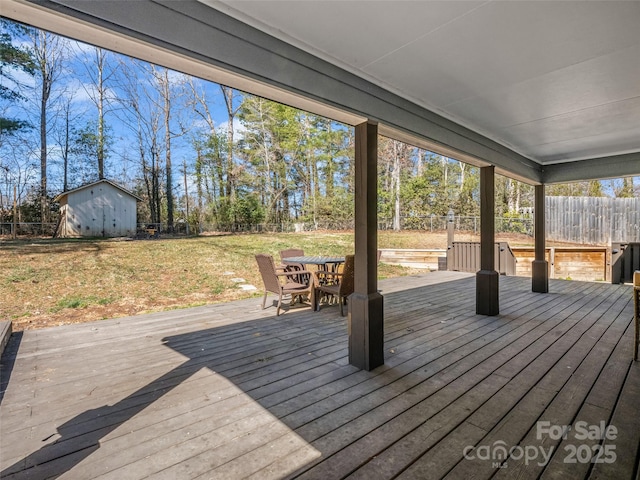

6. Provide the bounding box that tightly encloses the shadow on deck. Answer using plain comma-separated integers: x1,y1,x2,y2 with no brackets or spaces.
1,272,639,479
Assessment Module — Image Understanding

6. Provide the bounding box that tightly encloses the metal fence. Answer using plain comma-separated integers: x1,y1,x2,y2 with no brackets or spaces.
0,222,57,237
4,196,638,244
197,216,534,235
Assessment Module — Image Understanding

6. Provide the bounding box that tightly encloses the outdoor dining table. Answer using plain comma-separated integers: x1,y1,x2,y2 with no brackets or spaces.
282,255,346,297
282,255,345,272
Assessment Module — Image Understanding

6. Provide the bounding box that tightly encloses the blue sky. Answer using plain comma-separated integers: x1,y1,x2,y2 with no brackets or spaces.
1,19,637,205
2,22,239,196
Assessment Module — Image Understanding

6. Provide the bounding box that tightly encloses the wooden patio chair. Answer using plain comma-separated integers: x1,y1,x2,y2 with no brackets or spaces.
255,254,313,316
313,254,354,316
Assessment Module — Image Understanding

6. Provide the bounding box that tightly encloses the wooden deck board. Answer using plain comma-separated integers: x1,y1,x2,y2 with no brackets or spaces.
1,272,638,480
286,284,616,474
438,287,631,480
340,284,619,480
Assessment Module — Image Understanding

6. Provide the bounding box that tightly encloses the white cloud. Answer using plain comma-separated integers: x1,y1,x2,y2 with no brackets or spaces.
167,69,188,84
188,118,212,131
2,66,36,90
234,117,247,135
215,117,247,140
61,78,120,109
63,78,94,104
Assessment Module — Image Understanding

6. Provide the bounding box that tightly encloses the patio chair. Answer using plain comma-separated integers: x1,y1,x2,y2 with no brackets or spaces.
280,248,308,283
280,248,304,268
313,254,354,316
255,254,313,316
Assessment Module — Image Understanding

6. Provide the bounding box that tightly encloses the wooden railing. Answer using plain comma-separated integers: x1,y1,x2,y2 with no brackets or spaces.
380,245,612,283
446,242,517,276
611,242,640,284
510,246,609,282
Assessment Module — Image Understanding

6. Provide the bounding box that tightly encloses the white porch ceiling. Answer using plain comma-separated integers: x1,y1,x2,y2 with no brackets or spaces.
4,0,640,183
206,0,640,166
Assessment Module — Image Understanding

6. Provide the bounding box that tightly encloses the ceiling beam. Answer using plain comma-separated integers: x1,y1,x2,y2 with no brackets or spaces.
378,124,543,185
542,153,640,184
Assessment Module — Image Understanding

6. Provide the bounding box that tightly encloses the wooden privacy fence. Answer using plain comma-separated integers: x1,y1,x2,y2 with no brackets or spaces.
546,196,640,245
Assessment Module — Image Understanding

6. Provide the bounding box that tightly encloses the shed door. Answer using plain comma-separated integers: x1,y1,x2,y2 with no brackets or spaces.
96,196,106,237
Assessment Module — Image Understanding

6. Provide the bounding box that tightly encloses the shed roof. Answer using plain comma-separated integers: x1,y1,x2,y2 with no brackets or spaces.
54,179,142,203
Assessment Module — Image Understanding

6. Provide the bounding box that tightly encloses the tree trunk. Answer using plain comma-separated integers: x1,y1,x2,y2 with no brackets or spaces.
195,145,203,231
96,49,105,179
38,37,52,229
161,69,174,231
62,103,70,191
221,85,236,201
392,141,401,231
325,122,335,200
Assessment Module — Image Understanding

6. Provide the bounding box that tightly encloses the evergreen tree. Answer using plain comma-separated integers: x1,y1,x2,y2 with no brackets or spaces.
0,20,35,136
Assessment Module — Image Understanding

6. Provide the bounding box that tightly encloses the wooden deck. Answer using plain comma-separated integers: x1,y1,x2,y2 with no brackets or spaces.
1,272,639,479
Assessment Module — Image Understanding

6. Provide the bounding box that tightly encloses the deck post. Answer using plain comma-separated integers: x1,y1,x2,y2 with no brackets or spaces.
532,184,549,292
476,166,499,315
349,121,384,371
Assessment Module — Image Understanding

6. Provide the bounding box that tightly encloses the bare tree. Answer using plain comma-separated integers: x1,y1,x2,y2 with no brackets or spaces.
30,28,68,227
416,149,424,177
379,137,410,230
79,47,118,180
155,67,174,230
55,97,73,191
116,59,164,224
220,85,241,200
187,81,244,222
151,66,187,231
301,113,317,225
186,78,217,213
0,134,40,225
392,141,402,230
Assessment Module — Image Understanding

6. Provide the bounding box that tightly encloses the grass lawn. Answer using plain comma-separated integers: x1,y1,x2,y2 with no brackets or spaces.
1,230,460,331
1,230,538,331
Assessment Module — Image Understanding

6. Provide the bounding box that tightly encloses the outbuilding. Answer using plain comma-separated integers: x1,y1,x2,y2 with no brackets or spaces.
54,179,141,238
